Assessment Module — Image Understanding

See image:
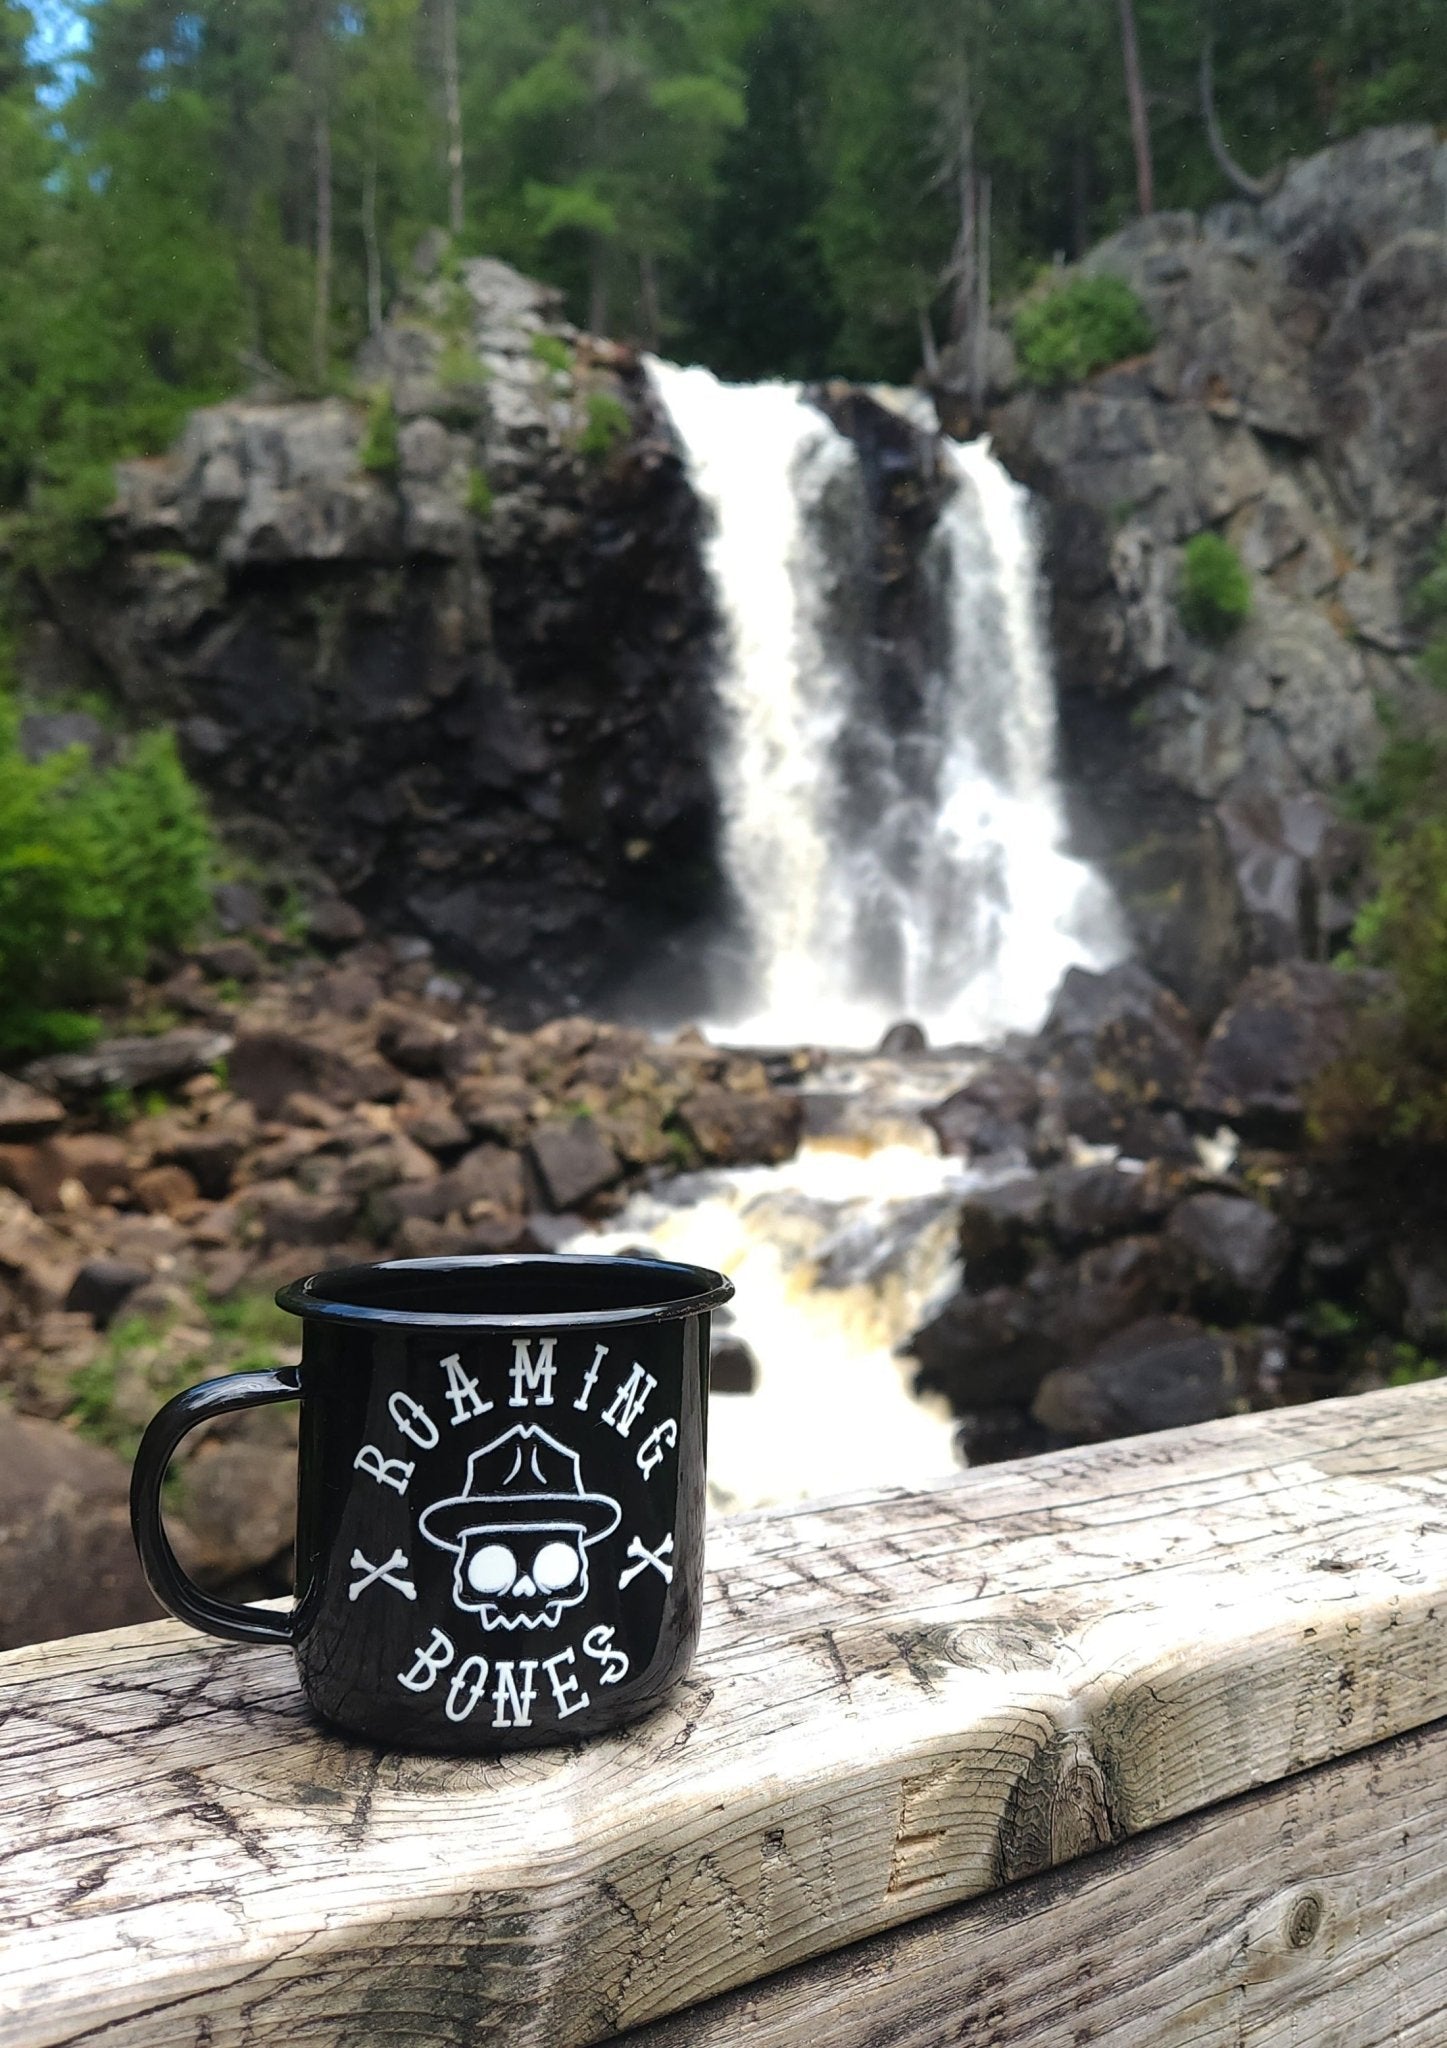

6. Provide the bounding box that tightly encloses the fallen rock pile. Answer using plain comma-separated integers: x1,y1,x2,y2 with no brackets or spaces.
908,958,1427,1462
0,936,804,1643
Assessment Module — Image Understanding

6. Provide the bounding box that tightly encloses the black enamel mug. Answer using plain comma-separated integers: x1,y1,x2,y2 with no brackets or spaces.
130,1254,733,1752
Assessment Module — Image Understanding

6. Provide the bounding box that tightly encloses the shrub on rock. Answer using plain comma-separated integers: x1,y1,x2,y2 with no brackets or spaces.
0,709,213,1058
1178,532,1252,643
1014,274,1153,389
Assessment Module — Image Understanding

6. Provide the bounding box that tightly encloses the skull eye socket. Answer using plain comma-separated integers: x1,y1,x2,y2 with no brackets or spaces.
466,1542,517,1595
532,1540,581,1593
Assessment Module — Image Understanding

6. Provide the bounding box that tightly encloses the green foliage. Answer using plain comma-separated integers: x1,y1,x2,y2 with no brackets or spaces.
359,387,399,475
1340,732,1444,827
1178,533,1253,644
529,331,573,374
66,1288,299,1459
437,339,489,387
1410,528,1447,689
466,467,494,518
1387,1343,1444,1388
1014,274,1154,389
578,390,631,462
0,707,215,1058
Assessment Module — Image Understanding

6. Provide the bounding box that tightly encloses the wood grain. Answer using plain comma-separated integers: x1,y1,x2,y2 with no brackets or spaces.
4,1382,1447,2046
622,1713,1447,2048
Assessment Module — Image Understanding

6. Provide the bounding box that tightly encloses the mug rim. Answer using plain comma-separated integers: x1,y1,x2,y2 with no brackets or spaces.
276,1252,735,1332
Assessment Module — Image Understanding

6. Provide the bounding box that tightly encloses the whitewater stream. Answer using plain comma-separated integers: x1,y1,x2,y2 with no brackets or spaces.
571,367,1123,1508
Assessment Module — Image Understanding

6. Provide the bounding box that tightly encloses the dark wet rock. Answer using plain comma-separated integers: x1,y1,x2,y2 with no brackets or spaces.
877,1020,928,1056
709,1334,759,1395
955,1175,1048,1288
925,1060,1040,1159
25,1028,233,1099
1031,1315,1241,1443
1046,1161,1163,1247
0,1075,66,1144
64,1258,152,1328
528,1120,623,1212
1044,963,1200,1108
910,1233,1164,1410
679,1087,803,1167
0,1414,172,1646
1166,1191,1292,1312
1191,962,1386,1125
954,1405,1055,1467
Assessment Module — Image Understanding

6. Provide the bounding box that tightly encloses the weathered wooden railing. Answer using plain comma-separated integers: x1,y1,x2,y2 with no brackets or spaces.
5,1381,1447,2046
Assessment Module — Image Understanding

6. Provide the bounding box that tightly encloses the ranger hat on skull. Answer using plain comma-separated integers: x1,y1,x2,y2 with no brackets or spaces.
419,1424,622,1552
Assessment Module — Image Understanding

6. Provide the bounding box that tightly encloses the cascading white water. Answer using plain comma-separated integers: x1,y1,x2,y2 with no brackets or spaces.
647,358,1122,1047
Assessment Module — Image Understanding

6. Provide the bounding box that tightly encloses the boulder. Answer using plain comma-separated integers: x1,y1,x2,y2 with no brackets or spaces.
1165,1192,1292,1311
65,1258,152,1328
679,1087,803,1166
228,1028,374,1119
925,1060,1040,1159
177,1437,296,1580
910,1233,1164,1409
1031,1316,1241,1443
0,1413,167,1647
0,1190,77,1310
709,1334,759,1395
25,1028,233,1099
1046,1162,1161,1247
955,1175,1048,1288
132,1163,201,1217
877,1020,928,1056
1043,962,1200,1108
1191,963,1386,1124
247,1181,359,1247
0,1075,65,1144
528,1121,623,1212
434,1143,528,1222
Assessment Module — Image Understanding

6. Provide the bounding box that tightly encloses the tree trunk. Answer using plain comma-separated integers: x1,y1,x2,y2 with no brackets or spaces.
970,171,991,415
312,109,333,387
362,129,383,336
1199,37,1274,200
947,87,975,345
638,249,661,352
1117,0,1154,216
1070,137,1091,259
589,237,609,336
441,0,464,237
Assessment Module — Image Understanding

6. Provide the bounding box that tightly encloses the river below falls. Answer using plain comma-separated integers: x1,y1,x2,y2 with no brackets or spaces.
565,1052,991,1513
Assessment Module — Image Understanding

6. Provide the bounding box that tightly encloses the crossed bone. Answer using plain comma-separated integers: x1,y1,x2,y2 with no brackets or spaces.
348,1546,417,1602
618,1533,674,1588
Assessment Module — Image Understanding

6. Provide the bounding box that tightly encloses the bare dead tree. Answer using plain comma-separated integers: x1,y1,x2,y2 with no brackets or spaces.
1117,0,1154,216
1199,36,1276,201
361,119,383,335
970,170,991,415
440,0,464,236
313,108,333,385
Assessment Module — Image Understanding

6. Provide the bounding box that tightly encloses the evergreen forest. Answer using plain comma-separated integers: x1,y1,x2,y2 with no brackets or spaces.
1,0,1445,526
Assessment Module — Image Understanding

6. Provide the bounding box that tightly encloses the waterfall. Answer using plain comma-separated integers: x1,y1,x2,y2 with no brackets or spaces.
648,359,1122,1048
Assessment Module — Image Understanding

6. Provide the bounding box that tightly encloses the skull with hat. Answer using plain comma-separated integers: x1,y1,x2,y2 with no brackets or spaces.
419,1424,622,1630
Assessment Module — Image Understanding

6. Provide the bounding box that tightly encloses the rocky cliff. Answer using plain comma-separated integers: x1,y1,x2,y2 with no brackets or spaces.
27,257,722,1022
979,126,1447,1020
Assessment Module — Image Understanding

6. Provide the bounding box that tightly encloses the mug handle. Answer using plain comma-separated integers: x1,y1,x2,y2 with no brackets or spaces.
130,1367,302,1646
